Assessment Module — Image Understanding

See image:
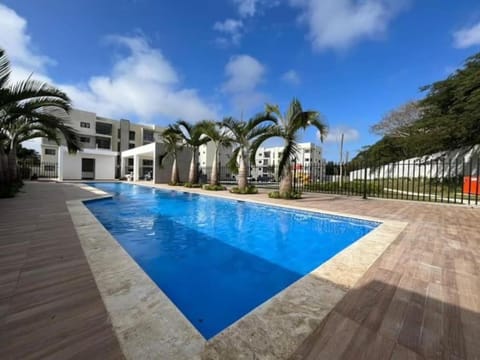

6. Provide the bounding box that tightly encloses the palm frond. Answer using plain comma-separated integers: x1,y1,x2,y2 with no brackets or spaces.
0,49,11,89
246,112,277,133
221,117,243,142
277,140,299,177
249,125,282,163
1,79,71,110
227,146,241,174
265,103,282,119
308,114,328,141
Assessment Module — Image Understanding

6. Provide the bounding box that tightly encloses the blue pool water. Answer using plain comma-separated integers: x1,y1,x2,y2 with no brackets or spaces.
85,182,379,339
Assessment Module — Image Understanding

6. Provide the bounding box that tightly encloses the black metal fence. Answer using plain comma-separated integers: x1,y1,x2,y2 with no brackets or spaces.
18,161,58,179
204,157,480,205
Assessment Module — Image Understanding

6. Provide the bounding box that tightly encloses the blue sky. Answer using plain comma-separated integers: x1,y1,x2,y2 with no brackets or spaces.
1,0,480,160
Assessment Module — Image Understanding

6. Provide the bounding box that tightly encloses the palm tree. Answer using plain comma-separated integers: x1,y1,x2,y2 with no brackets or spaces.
200,120,233,185
159,125,184,184
0,49,80,184
252,98,328,195
222,113,276,191
176,120,210,184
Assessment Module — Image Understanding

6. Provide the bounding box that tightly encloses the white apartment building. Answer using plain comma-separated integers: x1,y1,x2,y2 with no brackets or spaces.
251,142,323,180
198,142,233,181
41,108,163,180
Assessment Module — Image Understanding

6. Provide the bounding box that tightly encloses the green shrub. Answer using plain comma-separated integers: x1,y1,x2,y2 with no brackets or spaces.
202,184,226,191
183,182,202,188
230,185,258,194
268,190,302,199
168,182,184,186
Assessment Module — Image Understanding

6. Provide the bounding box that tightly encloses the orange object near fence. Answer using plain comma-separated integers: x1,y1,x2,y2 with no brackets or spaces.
463,176,480,194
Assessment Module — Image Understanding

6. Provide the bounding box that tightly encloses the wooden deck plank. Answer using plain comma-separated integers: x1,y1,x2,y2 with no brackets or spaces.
0,182,124,360
289,193,480,360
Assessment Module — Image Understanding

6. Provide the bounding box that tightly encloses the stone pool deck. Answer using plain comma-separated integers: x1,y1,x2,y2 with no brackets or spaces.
1,181,479,359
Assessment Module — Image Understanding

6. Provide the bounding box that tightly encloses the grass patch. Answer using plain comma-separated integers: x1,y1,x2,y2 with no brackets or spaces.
183,182,202,188
230,185,258,194
202,184,226,191
268,190,302,199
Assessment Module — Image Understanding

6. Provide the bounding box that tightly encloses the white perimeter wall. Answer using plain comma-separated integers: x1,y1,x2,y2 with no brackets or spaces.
350,144,480,181
60,148,116,180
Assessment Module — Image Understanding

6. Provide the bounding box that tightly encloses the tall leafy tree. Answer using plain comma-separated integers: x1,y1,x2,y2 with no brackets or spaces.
176,120,210,184
222,113,276,191
355,52,480,164
252,98,327,195
200,120,233,185
370,101,423,138
159,125,184,184
0,49,80,185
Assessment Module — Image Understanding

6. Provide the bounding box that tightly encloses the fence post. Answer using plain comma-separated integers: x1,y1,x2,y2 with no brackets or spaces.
363,163,368,200
293,159,297,192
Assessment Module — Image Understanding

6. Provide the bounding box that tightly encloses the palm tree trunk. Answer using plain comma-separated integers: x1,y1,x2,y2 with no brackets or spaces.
210,147,219,186
0,146,9,194
238,150,247,190
279,163,293,194
188,148,197,184
171,156,179,184
7,144,18,182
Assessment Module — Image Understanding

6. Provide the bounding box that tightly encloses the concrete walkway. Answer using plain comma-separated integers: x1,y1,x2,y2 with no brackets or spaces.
0,182,123,359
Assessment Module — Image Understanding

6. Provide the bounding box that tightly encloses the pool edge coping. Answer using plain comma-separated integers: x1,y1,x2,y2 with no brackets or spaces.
67,182,407,359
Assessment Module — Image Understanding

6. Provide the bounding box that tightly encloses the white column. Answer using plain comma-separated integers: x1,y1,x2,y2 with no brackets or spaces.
120,156,126,177
57,146,64,181
133,155,140,181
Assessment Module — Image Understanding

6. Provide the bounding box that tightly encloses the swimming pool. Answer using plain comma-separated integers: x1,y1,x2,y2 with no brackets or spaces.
85,183,379,339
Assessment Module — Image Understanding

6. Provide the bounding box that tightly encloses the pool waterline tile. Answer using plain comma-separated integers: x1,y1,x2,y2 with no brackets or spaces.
67,182,407,359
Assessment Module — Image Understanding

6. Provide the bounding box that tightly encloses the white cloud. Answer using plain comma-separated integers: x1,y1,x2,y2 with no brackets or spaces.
0,4,218,124
213,19,244,45
233,0,258,17
453,21,480,48
290,0,406,51
233,0,281,18
281,70,300,85
0,3,53,81
222,55,267,113
323,126,360,143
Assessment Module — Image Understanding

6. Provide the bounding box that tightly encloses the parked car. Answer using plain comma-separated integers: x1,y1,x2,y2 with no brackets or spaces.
257,175,273,182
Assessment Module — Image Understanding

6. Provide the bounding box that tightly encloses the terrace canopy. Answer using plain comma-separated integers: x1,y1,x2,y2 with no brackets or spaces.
120,142,158,181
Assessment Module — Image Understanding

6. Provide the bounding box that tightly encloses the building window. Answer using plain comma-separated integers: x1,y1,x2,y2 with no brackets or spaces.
143,159,153,166
95,122,112,135
80,122,90,128
95,137,111,149
44,148,56,155
305,158,309,162
79,136,90,143
128,143,135,149
143,130,154,142
44,165,55,171
264,151,270,158
129,131,135,141
263,159,268,165
258,153,262,157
